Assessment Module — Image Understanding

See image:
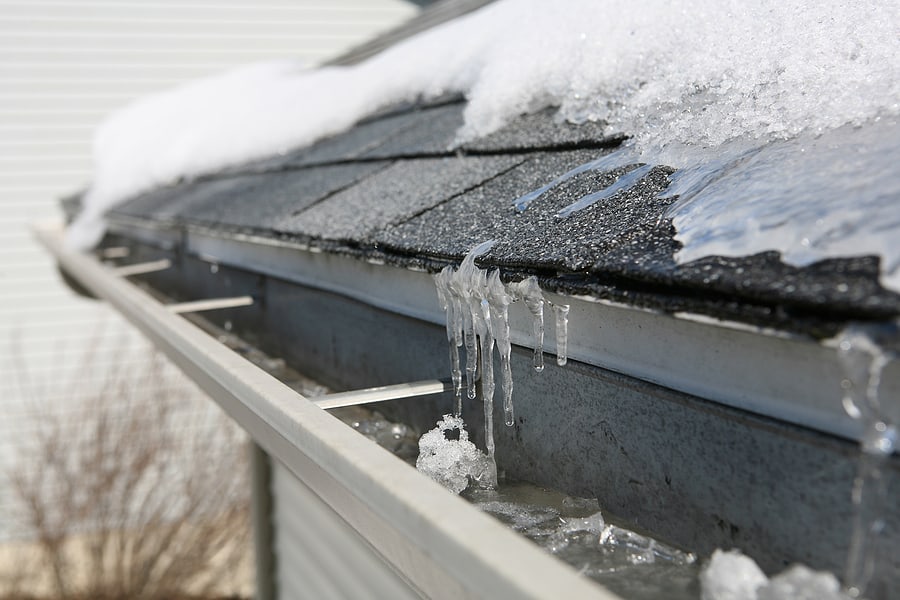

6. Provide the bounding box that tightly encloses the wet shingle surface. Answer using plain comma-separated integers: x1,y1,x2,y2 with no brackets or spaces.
107,99,900,335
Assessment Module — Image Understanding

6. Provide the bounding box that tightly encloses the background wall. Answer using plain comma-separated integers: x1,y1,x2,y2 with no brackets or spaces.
0,0,418,541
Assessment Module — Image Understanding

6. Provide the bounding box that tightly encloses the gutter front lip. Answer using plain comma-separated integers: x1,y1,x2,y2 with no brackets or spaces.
35,221,619,600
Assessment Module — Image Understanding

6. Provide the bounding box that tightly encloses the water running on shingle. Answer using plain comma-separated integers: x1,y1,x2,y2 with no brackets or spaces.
836,325,897,599
557,163,656,218
512,149,635,212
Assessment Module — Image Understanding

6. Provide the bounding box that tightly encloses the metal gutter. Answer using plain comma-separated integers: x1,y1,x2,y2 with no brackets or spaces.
128,222,900,444
36,222,618,600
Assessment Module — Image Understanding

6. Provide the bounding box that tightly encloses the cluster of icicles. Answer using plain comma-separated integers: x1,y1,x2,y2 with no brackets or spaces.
433,241,569,466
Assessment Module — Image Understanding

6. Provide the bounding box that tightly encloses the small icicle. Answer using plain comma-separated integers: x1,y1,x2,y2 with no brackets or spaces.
554,303,570,366
463,302,478,400
449,339,463,415
479,298,496,458
512,277,545,372
485,270,510,435
557,163,655,218
435,268,464,413
487,270,515,427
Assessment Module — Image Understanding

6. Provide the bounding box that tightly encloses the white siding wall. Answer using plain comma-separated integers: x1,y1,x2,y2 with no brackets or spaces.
0,0,417,540
271,460,423,599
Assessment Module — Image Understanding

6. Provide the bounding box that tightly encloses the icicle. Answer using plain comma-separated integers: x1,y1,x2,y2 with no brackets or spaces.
511,277,545,372
557,164,655,218
486,270,512,431
836,325,898,599
463,302,478,400
480,299,496,458
495,300,515,427
554,303,570,366
435,267,464,413
433,244,572,446
446,241,495,413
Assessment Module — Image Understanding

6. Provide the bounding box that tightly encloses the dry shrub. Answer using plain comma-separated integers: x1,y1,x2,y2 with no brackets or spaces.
2,335,251,599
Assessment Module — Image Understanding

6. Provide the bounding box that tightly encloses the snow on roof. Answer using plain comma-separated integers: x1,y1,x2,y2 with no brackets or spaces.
68,0,900,292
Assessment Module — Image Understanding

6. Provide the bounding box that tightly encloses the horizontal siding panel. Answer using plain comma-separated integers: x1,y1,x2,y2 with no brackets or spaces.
0,94,134,112
2,29,379,43
1,47,351,60
0,63,258,80
0,110,107,127
0,125,94,139
0,16,405,35
0,78,183,95
0,171,90,186
0,146,90,162
0,2,415,20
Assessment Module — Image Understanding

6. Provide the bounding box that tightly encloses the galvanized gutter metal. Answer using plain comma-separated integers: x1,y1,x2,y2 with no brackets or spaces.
124,222,900,444
36,222,619,600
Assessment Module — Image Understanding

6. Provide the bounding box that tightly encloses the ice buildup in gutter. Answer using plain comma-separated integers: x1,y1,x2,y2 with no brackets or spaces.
835,324,899,599
417,414,496,493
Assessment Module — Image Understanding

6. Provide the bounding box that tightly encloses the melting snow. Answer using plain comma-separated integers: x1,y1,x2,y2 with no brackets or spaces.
69,0,900,289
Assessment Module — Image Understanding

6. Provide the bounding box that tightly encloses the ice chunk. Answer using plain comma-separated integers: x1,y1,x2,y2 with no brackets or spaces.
700,549,767,600
757,565,848,600
546,511,607,553
702,549,853,600
416,415,496,493
599,523,696,567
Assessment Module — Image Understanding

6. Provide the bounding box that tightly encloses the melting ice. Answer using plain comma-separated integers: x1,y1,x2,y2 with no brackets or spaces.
701,550,850,600
416,414,496,493
668,121,900,294
70,0,899,256
466,483,697,600
835,324,899,599
428,242,569,491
